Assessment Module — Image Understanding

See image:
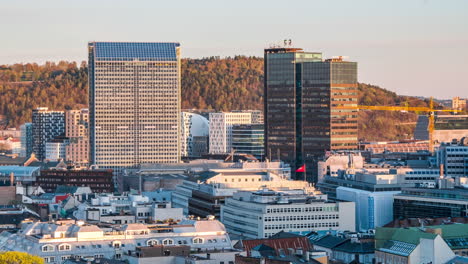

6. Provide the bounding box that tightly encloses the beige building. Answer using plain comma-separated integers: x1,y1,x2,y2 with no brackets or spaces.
65,109,89,165
88,42,181,170
452,96,467,111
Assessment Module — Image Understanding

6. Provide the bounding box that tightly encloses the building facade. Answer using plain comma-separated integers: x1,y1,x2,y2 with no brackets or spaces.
393,187,468,219
32,108,65,161
0,219,233,263
437,141,468,178
221,189,355,239
45,138,69,161
36,169,113,193
66,109,89,166
181,112,209,158
264,48,358,182
232,124,264,159
88,42,181,170
209,112,252,154
453,97,467,111
20,123,33,157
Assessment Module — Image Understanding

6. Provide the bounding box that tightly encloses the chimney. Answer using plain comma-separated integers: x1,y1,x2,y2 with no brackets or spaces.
9,172,14,186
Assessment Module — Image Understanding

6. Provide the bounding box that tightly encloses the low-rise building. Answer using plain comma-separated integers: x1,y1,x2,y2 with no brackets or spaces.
0,219,233,263
374,225,468,264
393,187,468,219
172,169,311,218
36,167,113,193
221,189,354,239
74,192,183,224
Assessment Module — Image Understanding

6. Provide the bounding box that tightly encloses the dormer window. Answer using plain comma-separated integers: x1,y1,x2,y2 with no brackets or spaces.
147,239,158,246
42,245,55,252
193,238,204,244
58,244,71,251
162,239,174,245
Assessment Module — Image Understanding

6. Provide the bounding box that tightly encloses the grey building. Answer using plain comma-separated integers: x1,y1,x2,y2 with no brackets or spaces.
32,108,65,161
20,123,33,158
232,124,264,159
264,48,358,182
88,42,181,170
393,187,468,219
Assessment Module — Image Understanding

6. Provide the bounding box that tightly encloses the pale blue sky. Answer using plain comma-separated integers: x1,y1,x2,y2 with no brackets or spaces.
1,0,467,98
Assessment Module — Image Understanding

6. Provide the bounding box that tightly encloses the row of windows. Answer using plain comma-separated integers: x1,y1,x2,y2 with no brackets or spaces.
264,222,339,230
266,206,337,213
264,214,339,221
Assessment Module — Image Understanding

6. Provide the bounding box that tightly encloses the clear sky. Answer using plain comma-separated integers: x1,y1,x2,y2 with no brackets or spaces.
1,0,467,99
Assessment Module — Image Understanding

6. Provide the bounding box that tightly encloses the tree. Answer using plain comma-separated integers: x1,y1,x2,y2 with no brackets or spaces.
0,252,44,264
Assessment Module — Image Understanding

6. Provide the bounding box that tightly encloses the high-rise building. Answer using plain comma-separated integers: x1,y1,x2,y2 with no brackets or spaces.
232,124,264,159
180,112,209,157
88,42,181,170
65,109,89,165
20,123,33,157
45,137,69,161
32,107,65,161
264,48,358,182
209,112,252,154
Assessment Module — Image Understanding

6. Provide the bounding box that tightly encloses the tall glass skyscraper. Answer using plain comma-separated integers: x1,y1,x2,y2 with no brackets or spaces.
264,48,358,182
88,42,181,170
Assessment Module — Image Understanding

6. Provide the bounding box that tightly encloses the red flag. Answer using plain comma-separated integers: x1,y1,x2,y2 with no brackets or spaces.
296,164,306,172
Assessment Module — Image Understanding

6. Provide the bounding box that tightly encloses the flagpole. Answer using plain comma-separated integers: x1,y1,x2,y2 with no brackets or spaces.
304,164,306,182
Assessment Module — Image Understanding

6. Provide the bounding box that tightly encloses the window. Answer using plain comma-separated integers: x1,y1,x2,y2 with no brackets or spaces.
163,239,174,245
41,245,55,252
61,256,71,261
59,244,71,251
113,241,121,248
193,237,204,244
147,239,158,246
44,257,55,263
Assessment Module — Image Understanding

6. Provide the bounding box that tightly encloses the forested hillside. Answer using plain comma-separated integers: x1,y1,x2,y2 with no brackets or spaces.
0,58,435,141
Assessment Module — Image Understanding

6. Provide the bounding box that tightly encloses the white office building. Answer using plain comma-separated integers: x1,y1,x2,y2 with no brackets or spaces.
209,112,252,154
221,189,355,239
437,140,468,178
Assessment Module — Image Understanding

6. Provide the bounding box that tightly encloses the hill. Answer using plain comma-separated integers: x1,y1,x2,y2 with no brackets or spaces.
0,58,435,141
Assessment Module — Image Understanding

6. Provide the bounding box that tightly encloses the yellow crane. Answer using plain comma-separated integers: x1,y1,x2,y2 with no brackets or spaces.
356,98,462,152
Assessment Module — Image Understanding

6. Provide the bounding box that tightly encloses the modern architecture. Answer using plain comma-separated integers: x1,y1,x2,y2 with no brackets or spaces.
88,42,181,170
264,48,358,182
32,107,65,161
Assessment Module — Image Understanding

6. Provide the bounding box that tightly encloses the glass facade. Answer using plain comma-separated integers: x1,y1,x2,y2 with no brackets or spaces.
232,124,265,159
264,48,358,182
88,42,181,170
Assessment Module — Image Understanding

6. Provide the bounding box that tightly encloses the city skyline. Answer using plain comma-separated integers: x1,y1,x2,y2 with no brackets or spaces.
1,0,467,99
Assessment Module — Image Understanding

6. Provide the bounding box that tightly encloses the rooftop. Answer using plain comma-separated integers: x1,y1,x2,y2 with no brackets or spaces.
91,42,180,61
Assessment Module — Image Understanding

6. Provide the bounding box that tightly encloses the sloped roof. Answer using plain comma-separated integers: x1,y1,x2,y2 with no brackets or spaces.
333,241,374,254
270,231,304,239
311,234,347,249
252,243,276,252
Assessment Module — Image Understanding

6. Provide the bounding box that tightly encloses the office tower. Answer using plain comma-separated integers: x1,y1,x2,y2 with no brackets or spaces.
88,42,181,169
180,112,209,157
232,124,264,159
20,123,33,157
32,107,65,161
209,112,252,154
65,109,89,165
264,48,358,182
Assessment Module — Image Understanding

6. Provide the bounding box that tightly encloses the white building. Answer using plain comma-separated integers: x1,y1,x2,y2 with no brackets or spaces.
0,219,233,263
172,165,307,217
209,112,252,154
74,192,183,224
336,187,399,231
45,139,68,161
437,141,468,178
181,112,209,157
221,189,355,239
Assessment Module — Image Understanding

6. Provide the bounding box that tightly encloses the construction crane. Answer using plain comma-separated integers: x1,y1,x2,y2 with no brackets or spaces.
355,98,462,152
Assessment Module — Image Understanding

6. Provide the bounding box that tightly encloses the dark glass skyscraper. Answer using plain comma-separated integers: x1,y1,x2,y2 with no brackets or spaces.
88,42,181,170
264,48,358,182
